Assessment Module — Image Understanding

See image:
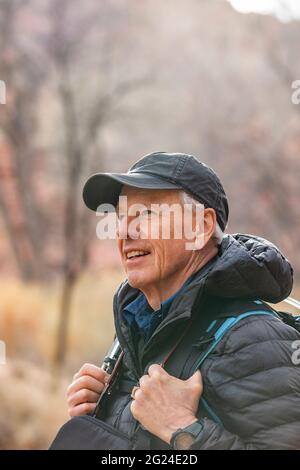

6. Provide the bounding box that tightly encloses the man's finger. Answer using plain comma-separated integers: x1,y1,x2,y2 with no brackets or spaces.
69,402,96,418
147,363,166,378
67,375,106,396
75,363,110,382
67,388,100,408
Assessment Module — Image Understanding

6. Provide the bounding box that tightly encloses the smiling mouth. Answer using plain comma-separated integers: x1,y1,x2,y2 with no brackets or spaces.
126,250,151,260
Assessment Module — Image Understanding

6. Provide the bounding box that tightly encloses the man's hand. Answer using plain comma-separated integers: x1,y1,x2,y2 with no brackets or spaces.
130,364,203,444
67,363,110,417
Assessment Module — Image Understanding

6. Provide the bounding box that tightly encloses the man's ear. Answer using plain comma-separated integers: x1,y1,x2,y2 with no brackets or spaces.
193,229,205,250
193,208,216,250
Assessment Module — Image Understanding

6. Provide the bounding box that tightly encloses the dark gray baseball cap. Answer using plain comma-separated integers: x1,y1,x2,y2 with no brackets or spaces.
83,151,229,231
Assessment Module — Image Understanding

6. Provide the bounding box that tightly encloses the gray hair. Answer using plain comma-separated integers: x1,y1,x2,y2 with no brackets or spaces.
179,190,224,246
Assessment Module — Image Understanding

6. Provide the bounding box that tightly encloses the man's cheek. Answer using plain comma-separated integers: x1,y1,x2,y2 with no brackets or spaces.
140,219,158,239
151,250,163,276
117,239,123,256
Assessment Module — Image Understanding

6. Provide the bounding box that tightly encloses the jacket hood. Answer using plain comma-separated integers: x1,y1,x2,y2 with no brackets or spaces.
203,233,293,303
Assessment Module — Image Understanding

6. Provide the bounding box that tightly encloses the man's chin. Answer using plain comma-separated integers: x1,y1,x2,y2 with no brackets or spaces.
127,271,152,290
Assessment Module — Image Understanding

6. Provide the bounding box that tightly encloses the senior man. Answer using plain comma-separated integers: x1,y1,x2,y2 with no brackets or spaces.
66,152,300,450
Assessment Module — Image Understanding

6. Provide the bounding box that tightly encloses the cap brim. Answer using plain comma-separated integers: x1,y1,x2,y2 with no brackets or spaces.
83,172,180,211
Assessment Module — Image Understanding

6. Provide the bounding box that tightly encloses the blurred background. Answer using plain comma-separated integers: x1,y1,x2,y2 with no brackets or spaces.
0,0,299,449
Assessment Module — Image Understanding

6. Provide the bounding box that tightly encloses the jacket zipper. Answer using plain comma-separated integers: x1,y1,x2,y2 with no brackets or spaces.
114,298,142,380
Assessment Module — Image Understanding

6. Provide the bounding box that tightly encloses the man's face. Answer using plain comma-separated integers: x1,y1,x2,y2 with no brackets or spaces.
116,186,212,290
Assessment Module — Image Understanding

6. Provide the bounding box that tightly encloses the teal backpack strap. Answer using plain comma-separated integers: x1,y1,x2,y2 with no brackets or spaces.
194,309,276,370
193,308,276,425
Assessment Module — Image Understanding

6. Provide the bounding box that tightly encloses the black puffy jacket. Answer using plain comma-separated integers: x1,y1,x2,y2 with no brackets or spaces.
103,233,300,449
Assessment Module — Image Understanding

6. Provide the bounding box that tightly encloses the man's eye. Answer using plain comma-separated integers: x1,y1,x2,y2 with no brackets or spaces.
140,209,156,217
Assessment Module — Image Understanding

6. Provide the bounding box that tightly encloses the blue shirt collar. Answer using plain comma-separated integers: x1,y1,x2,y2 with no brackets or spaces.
123,275,193,341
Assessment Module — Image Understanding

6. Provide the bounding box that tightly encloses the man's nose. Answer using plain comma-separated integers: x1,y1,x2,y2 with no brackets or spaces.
117,216,140,240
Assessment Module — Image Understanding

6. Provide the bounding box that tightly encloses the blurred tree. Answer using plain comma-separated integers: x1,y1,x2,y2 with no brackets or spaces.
0,0,47,281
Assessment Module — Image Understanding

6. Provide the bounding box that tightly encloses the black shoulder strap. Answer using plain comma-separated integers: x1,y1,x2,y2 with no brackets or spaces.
276,311,300,332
